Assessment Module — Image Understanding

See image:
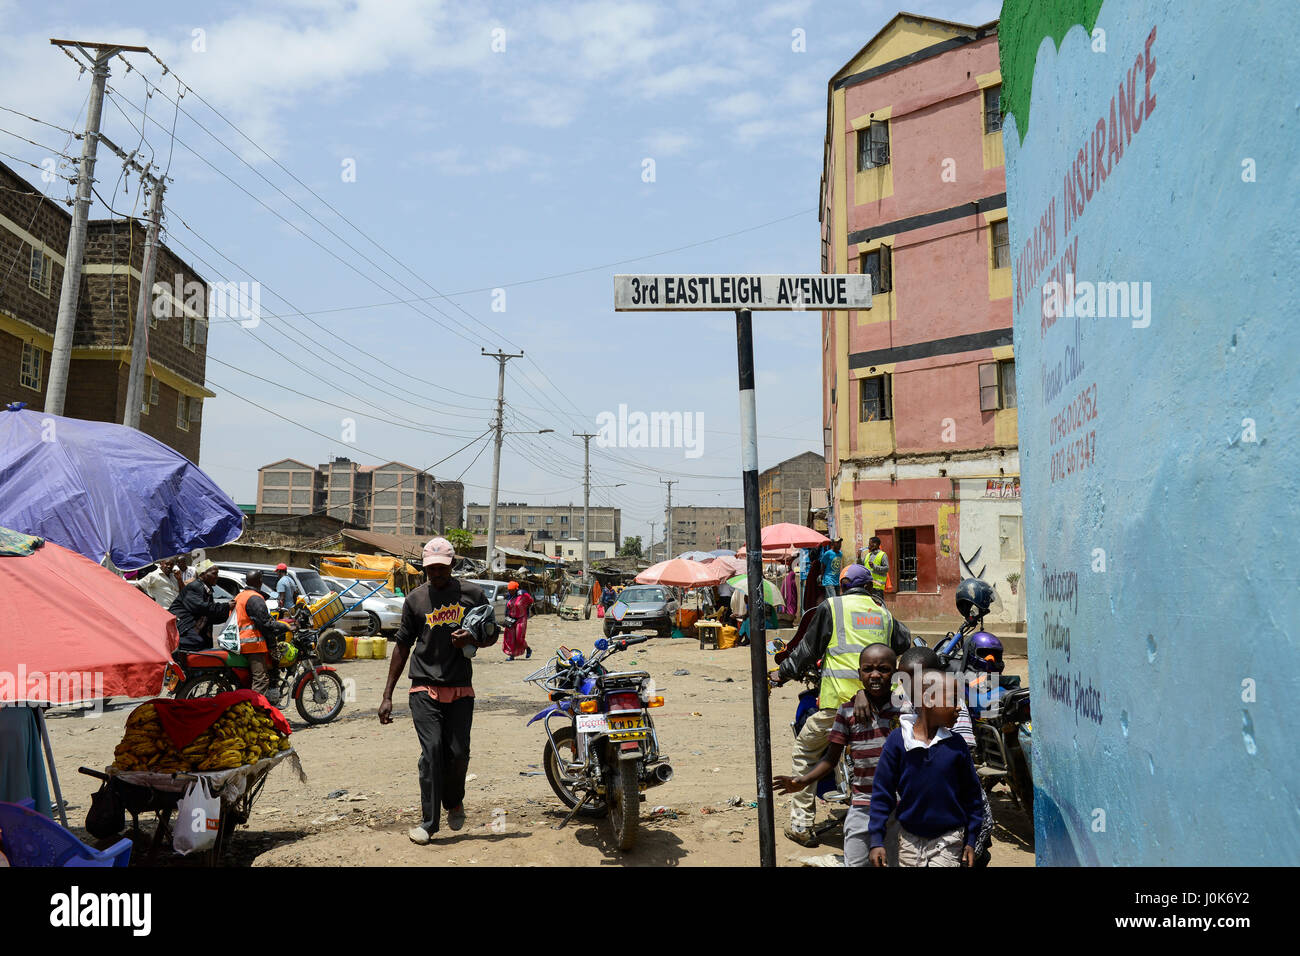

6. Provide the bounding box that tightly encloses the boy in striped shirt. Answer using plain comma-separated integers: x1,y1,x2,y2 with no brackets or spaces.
773,643,900,866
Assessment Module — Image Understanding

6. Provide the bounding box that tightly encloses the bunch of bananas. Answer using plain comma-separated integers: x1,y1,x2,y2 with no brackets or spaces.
112,701,291,774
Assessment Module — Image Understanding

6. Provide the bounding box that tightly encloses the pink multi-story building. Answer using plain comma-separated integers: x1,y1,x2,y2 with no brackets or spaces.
819,13,1023,625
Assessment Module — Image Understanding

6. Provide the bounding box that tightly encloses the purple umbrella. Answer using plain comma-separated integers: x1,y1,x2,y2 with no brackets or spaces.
0,404,243,570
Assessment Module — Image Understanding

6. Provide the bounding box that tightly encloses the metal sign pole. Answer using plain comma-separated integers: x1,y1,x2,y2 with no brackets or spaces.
736,308,775,867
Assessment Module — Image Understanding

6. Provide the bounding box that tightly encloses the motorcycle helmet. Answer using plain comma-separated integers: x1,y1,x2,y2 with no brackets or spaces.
459,603,498,659
968,631,1005,673
955,578,996,623
839,563,871,591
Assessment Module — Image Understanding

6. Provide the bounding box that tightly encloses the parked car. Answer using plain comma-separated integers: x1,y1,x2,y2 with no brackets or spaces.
214,571,279,614
603,585,679,639
466,578,510,626
322,576,404,635
218,563,369,635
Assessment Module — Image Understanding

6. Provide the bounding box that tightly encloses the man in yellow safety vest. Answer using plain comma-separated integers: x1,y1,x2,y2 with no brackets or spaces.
864,536,890,603
770,563,913,846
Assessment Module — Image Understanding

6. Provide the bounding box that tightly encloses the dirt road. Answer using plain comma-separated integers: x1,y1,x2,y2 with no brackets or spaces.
48,613,1034,867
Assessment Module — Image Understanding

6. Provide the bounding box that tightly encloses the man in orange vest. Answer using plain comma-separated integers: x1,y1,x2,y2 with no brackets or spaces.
234,570,293,697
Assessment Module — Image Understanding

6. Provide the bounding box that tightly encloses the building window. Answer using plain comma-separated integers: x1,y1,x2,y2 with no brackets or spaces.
979,359,1017,411
857,120,890,170
19,343,43,391
984,85,1003,134
859,374,892,423
546,516,554,524
527,516,535,525
896,528,917,591
29,248,52,297
509,516,518,525
991,220,1010,270
860,245,892,294
177,395,190,431
474,514,484,525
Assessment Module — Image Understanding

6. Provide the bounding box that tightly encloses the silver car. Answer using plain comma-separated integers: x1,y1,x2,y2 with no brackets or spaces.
466,578,510,626
218,563,370,636
323,577,404,635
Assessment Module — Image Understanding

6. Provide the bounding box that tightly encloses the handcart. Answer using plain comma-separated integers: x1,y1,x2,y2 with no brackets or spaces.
78,749,304,866
306,578,389,663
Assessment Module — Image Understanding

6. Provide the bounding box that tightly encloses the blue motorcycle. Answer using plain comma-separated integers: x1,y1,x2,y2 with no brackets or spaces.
523,635,672,851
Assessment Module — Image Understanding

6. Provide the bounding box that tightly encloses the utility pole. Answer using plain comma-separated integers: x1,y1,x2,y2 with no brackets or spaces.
45,39,149,417
103,132,165,430
648,521,656,562
573,432,595,584
660,478,677,560
482,348,523,578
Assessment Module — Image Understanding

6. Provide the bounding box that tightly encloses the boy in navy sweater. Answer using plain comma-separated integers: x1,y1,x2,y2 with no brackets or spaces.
867,669,984,867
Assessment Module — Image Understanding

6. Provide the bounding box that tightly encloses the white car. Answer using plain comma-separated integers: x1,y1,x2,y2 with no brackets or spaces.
323,577,405,635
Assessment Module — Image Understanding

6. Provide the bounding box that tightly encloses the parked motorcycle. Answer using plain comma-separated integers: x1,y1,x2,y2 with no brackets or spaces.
935,579,1033,820
164,601,346,725
523,635,671,850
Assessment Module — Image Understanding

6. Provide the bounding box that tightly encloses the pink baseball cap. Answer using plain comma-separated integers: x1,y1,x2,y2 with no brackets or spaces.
422,537,455,567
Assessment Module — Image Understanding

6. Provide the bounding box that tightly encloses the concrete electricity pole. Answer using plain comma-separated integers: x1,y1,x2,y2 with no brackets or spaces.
105,132,165,430
648,521,656,561
482,348,523,578
45,38,149,417
573,432,595,584
660,478,677,560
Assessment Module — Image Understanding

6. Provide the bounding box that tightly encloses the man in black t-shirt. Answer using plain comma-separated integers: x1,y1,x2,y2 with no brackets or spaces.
379,537,497,844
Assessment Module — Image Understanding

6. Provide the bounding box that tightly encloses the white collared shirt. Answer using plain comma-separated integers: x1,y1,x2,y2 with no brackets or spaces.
898,712,953,751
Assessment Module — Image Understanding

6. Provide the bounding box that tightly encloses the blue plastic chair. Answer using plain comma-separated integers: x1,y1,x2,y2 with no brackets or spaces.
0,799,133,867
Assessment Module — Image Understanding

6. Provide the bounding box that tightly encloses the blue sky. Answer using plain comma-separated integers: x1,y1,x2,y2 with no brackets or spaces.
1,0,998,547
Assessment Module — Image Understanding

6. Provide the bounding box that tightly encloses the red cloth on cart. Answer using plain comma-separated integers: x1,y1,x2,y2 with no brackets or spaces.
151,691,291,748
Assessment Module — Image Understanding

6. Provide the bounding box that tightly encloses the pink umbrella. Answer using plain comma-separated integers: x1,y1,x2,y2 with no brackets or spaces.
760,522,829,549
635,558,727,588
704,555,745,576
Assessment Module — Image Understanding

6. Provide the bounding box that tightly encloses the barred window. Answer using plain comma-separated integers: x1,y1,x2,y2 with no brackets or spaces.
984,85,1003,134
20,343,42,390
857,120,890,170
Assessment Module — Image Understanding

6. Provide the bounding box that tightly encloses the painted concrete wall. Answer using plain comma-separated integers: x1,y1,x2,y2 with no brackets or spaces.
955,477,1024,626
1000,0,1299,864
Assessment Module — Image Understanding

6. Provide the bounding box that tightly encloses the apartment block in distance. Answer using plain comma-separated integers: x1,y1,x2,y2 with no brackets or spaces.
759,451,826,527
667,505,746,554
464,502,621,561
256,456,463,537
0,161,213,461
820,14,1022,623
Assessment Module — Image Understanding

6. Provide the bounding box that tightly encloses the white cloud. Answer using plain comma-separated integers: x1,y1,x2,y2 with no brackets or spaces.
711,91,765,120
644,129,691,157
415,145,538,176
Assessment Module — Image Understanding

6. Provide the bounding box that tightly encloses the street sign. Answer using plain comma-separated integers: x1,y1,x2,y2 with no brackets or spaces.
614,274,872,311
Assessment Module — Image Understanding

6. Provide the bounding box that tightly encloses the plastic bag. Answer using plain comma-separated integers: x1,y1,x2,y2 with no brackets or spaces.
174,778,221,855
217,616,240,652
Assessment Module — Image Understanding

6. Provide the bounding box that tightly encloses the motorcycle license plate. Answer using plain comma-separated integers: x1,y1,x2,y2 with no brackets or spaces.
609,715,648,738
576,714,608,734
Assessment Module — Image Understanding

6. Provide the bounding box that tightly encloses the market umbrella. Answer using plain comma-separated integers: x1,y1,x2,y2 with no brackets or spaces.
726,573,784,607
759,522,829,550
736,545,799,560
0,527,180,823
676,550,715,562
635,558,727,588
0,405,244,570
704,555,745,576
709,549,736,557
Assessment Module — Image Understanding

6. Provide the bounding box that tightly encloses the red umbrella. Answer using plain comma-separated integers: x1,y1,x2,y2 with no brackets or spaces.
635,558,727,588
0,528,180,825
0,531,179,704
